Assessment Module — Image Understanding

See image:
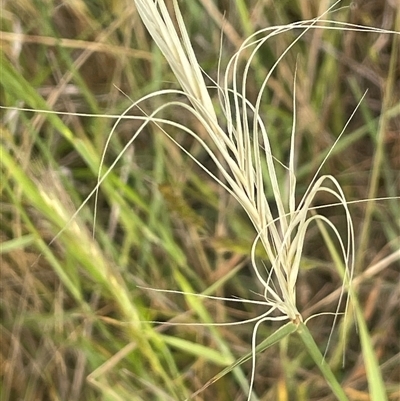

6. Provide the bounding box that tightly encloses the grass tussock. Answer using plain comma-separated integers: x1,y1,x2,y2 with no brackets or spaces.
1,1,399,400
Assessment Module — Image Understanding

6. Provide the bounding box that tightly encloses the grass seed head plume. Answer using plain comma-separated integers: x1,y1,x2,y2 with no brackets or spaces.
132,0,358,323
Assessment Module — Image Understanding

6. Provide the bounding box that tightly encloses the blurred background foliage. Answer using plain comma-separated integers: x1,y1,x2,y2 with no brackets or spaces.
1,0,399,400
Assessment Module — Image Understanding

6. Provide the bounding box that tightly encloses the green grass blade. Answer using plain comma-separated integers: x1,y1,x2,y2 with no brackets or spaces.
0,235,35,253
161,334,233,367
354,301,388,401
189,321,298,399
297,322,349,401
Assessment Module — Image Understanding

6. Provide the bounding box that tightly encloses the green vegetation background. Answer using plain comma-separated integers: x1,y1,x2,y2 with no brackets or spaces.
1,1,399,400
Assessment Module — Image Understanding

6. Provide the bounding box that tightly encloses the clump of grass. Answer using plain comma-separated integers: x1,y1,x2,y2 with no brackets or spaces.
1,1,399,400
